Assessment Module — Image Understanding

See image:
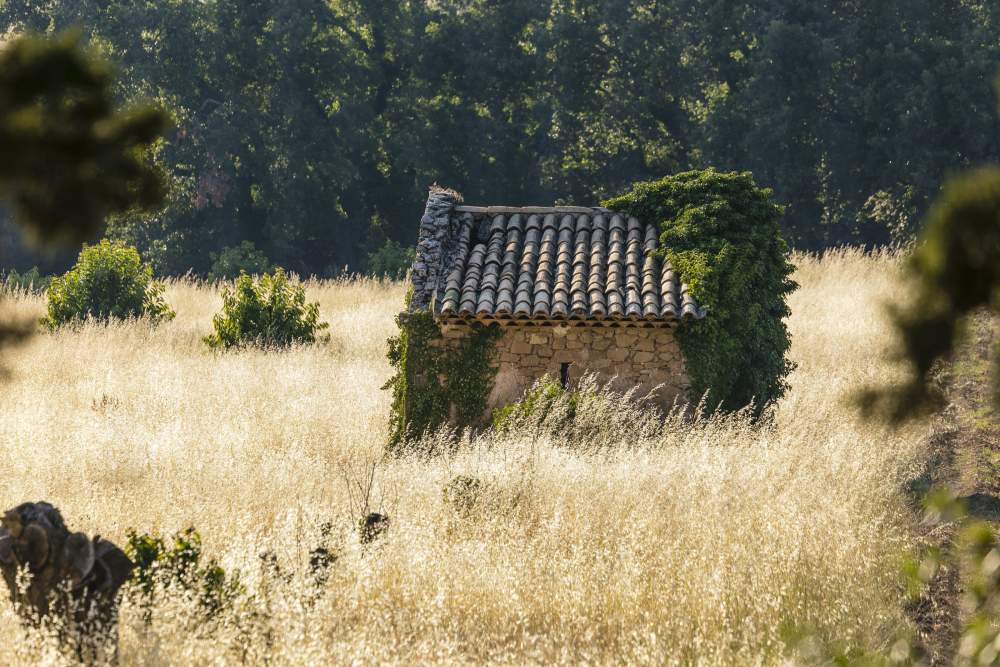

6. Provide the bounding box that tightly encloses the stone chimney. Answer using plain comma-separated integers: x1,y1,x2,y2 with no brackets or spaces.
408,186,462,313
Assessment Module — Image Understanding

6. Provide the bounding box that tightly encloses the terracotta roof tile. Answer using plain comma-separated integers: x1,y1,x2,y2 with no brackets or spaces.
438,206,706,324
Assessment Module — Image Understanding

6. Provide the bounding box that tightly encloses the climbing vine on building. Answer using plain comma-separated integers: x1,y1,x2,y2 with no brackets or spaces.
384,306,502,452
605,169,797,416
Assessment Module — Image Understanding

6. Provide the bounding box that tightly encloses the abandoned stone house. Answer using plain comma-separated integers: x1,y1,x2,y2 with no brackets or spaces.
405,187,705,416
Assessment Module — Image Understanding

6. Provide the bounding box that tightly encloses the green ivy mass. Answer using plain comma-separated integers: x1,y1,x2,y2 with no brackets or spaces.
604,169,797,416
385,303,502,452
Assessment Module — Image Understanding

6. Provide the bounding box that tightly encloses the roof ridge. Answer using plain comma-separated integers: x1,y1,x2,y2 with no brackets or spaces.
454,205,616,215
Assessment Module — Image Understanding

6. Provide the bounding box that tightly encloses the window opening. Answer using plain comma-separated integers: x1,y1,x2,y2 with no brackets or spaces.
560,362,571,389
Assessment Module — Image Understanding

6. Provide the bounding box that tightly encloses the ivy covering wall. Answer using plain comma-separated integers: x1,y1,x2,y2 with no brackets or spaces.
604,169,797,416
384,308,502,452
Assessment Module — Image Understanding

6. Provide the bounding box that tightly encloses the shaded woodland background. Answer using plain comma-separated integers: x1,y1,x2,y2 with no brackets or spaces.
3,0,999,277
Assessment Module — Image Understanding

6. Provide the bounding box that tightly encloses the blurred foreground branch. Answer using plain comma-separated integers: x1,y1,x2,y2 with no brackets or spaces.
0,29,168,364
858,167,1000,423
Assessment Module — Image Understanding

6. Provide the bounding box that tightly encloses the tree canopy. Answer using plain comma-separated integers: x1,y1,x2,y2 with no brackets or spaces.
2,1,999,276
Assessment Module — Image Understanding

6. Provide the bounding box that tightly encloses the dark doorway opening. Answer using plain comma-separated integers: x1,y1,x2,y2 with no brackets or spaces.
560,362,571,389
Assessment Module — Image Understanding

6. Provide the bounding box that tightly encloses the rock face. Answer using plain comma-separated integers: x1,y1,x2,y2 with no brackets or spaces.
0,502,134,654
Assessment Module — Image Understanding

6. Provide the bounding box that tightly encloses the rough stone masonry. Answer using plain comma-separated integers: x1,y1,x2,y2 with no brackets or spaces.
438,323,689,412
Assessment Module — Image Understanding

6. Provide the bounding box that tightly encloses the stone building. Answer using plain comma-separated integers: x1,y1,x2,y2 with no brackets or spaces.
404,187,705,417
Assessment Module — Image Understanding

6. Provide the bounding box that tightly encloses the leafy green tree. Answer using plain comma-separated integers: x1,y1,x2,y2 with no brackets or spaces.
690,0,1000,249
5,1,1000,272
605,170,797,414
93,0,420,275
366,239,414,280
42,240,174,329
492,376,579,434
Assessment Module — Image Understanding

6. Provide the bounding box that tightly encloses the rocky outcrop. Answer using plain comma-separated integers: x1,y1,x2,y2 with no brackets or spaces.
0,502,134,656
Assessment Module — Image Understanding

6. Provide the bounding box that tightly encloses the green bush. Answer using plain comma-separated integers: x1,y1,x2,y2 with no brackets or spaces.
208,240,272,281
41,240,174,329
604,169,797,415
367,239,415,279
204,268,328,349
125,528,242,620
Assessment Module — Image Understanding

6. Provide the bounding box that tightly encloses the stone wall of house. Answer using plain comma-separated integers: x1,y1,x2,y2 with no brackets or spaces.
439,324,689,414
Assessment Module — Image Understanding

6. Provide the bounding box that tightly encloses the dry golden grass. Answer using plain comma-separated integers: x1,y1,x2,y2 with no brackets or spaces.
0,249,930,665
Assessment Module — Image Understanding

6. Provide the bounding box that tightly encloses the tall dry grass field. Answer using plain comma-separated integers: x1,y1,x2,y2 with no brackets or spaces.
0,249,930,665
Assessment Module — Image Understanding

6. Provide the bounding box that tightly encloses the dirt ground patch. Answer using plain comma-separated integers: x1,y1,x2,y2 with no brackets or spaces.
909,312,1000,665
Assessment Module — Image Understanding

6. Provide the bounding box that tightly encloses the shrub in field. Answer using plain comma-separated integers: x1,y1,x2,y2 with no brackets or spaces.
605,169,796,416
124,528,242,620
492,375,673,449
357,513,390,545
208,241,272,281
441,474,532,524
204,268,328,350
42,240,174,329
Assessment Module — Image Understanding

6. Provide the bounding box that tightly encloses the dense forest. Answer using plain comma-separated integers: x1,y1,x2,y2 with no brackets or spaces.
2,0,999,277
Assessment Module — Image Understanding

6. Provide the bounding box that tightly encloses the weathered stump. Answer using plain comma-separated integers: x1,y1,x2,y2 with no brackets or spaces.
0,502,134,660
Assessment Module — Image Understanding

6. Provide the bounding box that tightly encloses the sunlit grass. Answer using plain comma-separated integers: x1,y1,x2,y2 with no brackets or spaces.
0,249,930,665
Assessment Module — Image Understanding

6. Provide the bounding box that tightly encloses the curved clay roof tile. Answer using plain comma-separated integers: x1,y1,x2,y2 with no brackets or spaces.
428,206,704,325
